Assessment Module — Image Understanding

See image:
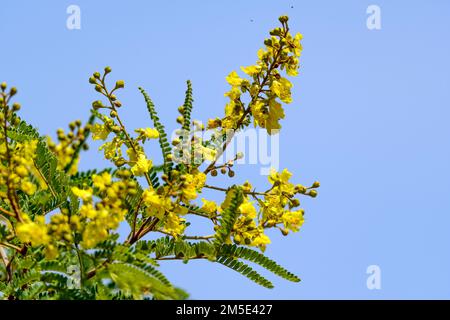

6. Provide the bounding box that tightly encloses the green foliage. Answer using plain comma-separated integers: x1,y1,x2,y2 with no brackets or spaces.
216,256,274,288
219,244,300,283
181,80,194,132
213,187,244,247
138,87,173,176
8,121,72,217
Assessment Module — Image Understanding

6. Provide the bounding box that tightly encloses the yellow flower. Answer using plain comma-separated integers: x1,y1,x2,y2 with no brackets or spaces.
80,203,97,219
142,189,168,219
20,180,36,195
72,186,93,202
240,65,262,76
268,168,292,185
131,153,152,176
201,198,217,214
226,71,244,87
92,171,112,191
239,201,257,219
163,212,186,237
136,128,159,139
271,78,293,104
91,123,110,141
282,210,305,232
252,232,271,250
16,215,50,246
99,139,122,160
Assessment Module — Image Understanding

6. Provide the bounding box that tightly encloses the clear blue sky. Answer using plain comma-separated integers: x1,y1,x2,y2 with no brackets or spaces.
1,0,450,299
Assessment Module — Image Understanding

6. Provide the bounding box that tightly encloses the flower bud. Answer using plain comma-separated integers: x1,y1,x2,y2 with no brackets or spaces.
93,72,101,79
89,76,97,84
290,198,300,207
278,15,289,23
104,66,112,74
110,110,117,118
115,80,125,89
92,100,104,109
220,167,227,175
308,189,318,198
176,116,184,124
236,152,244,160
95,85,103,92
312,181,320,188
114,101,122,108
228,170,235,178
9,87,17,96
211,169,218,177
1,82,6,91
12,102,21,111
114,158,126,167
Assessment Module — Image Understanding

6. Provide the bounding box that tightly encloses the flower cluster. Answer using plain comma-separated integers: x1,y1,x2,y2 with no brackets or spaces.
209,15,303,134
74,170,136,248
88,69,158,180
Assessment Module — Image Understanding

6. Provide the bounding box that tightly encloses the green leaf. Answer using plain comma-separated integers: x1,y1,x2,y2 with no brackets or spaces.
216,256,274,289
139,87,173,176
218,244,300,283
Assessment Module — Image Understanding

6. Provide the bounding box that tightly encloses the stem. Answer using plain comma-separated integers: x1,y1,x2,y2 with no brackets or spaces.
0,207,15,218
204,184,267,196
0,242,22,252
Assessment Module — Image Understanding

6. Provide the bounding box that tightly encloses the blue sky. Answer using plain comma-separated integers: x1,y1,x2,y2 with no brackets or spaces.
1,0,450,299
